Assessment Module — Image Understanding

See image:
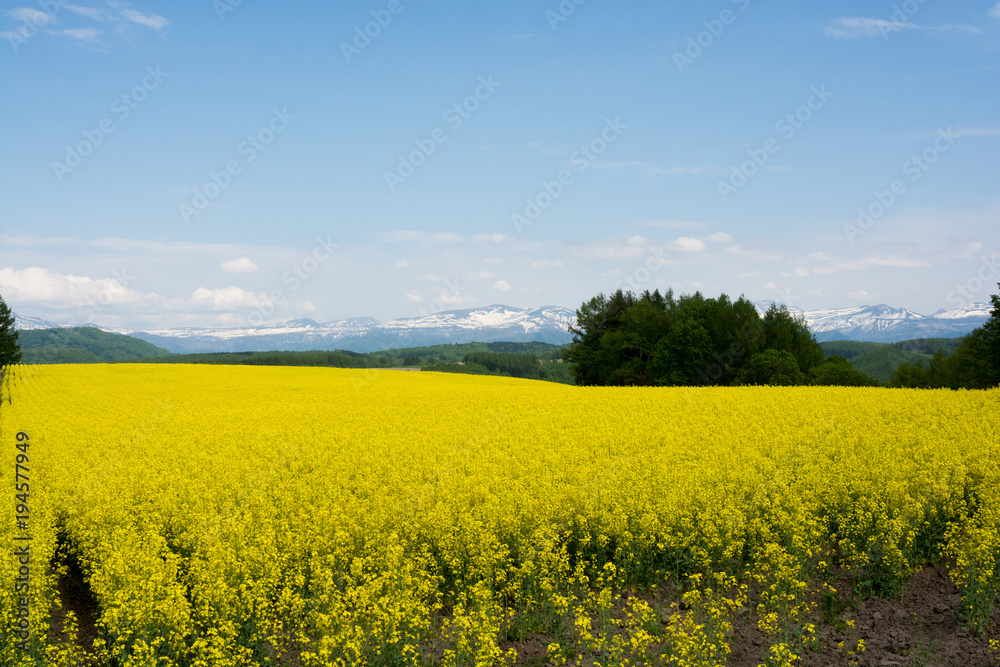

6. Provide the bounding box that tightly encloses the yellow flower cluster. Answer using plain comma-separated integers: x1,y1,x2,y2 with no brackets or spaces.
0,364,997,665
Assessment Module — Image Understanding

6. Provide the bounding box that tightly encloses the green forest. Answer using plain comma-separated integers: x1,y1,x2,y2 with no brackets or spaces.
564,287,1000,389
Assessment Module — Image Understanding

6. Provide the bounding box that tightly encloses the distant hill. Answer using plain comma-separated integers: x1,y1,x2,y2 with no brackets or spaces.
16,300,990,354
378,341,563,362
782,303,989,343
19,327,173,364
92,305,577,353
138,341,563,366
820,337,965,383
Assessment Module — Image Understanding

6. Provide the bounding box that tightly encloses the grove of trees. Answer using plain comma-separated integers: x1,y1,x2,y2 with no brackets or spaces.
564,289,835,386
890,283,1000,389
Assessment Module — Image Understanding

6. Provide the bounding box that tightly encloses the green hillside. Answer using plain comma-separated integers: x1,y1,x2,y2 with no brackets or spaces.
137,341,574,383
19,327,173,364
140,349,386,368
820,337,965,383
379,341,563,362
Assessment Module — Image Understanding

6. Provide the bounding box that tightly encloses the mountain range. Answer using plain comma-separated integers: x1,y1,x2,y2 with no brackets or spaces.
12,302,992,353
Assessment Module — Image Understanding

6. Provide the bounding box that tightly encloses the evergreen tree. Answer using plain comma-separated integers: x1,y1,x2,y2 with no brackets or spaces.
735,349,804,386
761,304,824,375
0,293,21,370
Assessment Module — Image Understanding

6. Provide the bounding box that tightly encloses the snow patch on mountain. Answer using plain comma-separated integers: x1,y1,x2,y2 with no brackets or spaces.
11,300,991,351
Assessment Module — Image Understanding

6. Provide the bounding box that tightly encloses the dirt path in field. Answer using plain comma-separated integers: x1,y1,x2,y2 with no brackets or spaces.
505,563,999,666
727,563,999,667
49,555,100,659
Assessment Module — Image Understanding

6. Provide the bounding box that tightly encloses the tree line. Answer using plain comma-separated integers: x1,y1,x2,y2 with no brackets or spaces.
565,289,875,387
889,285,1000,389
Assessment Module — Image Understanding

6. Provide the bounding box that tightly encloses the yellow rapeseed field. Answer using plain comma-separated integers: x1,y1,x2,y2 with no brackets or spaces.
0,364,998,666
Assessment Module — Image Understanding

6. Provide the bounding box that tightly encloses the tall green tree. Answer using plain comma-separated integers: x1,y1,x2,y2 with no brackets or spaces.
980,283,1000,385
735,349,805,386
761,304,824,375
947,283,1000,388
0,293,21,370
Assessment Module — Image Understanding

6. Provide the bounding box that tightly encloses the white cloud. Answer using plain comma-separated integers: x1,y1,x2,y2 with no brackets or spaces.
564,238,648,260
793,267,810,277
493,280,511,291
54,27,100,40
707,231,734,244
954,126,1000,138
64,4,104,19
117,6,168,29
476,270,494,278
482,257,504,264
8,8,55,24
725,245,781,261
632,219,703,229
588,161,720,176
393,259,409,269
530,259,570,269
438,288,474,304
666,236,706,253
823,16,979,39
374,230,463,245
471,233,510,244
405,291,422,302
848,290,870,299
189,287,269,310
221,258,257,273
0,266,145,306
838,255,931,270
991,2,1000,18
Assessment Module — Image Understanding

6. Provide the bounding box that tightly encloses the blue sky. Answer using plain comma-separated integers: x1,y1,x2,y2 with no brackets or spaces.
1,0,998,329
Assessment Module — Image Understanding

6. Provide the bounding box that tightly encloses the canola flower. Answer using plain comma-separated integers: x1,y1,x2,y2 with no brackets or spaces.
0,364,997,666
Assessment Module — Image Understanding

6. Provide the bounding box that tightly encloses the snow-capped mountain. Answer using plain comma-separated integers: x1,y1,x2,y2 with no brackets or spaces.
86,305,578,353
12,301,991,352
754,302,991,342
10,313,71,330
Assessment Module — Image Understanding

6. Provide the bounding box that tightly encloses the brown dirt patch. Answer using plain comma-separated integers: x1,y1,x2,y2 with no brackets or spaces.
729,563,999,667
